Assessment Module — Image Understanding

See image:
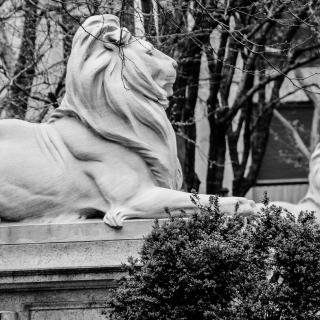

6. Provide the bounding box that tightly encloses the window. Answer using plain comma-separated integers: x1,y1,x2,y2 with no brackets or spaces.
256,102,313,185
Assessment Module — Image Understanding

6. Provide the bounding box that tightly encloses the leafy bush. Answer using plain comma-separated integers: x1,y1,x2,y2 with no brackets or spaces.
108,196,320,320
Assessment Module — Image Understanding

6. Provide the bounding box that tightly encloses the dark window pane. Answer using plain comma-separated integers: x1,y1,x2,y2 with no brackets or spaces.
257,102,313,182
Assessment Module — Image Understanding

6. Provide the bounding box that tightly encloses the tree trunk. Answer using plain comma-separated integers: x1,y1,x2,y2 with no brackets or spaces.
183,47,202,191
62,8,75,62
206,120,227,194
45,4,77,112
232,108,273,196
2,0,39,119
171,40,202,192
232,176,251,197
228,73,254,196
141,0,154,37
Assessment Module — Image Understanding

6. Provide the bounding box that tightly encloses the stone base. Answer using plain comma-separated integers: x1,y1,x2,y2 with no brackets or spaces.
0,219,158,320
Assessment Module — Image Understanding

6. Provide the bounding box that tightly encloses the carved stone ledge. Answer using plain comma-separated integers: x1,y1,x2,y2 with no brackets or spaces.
0,219,157,244
0,219,159,271
0,219,159,319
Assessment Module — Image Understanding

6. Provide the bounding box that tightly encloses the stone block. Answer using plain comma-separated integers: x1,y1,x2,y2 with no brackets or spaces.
0,219,158,320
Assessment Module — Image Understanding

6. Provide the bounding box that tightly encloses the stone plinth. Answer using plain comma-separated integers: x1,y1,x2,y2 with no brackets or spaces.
0,219,158,320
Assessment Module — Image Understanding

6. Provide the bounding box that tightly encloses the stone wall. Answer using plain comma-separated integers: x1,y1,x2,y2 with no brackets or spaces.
0,220,156,320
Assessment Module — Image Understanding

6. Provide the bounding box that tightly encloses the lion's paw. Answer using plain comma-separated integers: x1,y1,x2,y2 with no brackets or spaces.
103,209,126,228
219,197,258,217
237,199,258,217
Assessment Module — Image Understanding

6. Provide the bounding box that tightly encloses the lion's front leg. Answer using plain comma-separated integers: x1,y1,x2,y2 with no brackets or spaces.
103,187,258,228
218,196,257,217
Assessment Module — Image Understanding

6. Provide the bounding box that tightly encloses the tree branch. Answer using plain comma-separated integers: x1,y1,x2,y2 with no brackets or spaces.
224,53,320,125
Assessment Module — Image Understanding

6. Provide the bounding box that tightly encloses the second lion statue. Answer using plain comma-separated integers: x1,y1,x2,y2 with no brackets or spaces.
0,14,256,227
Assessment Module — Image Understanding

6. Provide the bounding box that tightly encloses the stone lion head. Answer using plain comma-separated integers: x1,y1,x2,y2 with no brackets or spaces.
100,16,178,100
50,14,182,190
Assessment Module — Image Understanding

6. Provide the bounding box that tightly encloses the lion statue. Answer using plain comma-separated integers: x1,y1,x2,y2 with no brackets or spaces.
0,14,256,227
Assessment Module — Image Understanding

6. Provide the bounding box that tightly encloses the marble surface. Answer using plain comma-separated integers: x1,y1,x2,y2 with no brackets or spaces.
0,219,157,319
0,219,157,271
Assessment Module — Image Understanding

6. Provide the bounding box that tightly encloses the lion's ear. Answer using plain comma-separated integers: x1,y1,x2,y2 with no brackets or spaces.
103,27,131,50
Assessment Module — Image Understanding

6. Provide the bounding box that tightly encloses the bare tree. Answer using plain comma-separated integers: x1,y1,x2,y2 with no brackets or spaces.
1,0,39,119
154,0,320,195
0,0,123,121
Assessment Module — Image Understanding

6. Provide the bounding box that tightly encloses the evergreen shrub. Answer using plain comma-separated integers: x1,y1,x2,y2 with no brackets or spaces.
108,195,320,320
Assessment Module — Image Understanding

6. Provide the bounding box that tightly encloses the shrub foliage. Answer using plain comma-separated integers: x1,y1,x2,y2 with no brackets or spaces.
108,196,320,320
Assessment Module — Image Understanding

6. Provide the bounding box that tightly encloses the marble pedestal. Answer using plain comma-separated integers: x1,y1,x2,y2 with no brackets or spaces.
0,219,157,320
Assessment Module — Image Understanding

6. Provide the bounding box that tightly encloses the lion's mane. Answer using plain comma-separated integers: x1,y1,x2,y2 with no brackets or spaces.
49,14,182,189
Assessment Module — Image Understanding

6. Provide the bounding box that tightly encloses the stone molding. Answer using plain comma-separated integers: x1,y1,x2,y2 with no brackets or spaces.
0,219,158,318
0,219,157,244
0,219,159,272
